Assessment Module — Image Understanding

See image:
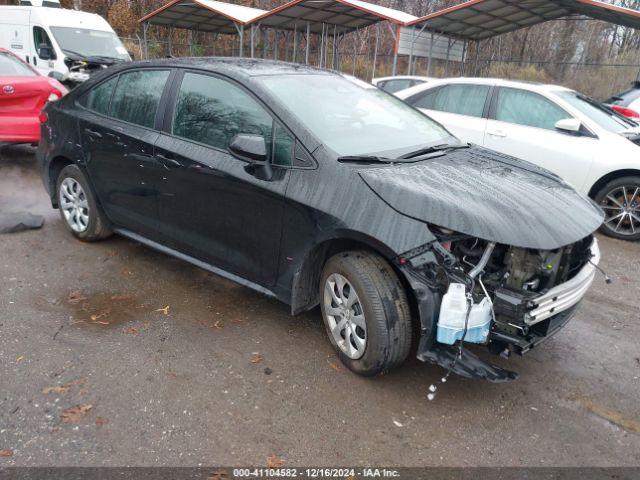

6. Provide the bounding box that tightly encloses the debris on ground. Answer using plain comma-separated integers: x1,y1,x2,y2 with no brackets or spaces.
66,291,88,305
393,419,404,428
0,212,44,234
264,368,273,375
266,454,285,468
155,306,170,315
327,359,341,371
0,449,14,457
123,327,139,335
42,384,72,395
251,353,263,364
61,404,93,424
95,417,108,428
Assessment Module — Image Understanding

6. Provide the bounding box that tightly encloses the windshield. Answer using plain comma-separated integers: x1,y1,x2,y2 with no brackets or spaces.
50,27,129,61
0,52,36,76
556,90,635,134
257,74,454,158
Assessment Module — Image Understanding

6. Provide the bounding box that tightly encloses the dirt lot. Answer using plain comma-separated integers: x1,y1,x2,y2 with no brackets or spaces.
1,145,639,467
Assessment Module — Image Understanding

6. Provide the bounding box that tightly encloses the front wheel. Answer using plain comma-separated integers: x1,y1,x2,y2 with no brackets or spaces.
594,176,640,241
320,251,412,376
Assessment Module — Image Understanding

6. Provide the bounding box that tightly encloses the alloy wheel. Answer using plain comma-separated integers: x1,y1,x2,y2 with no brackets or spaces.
600,185,640,237
323,273,367,360
59,177,90,233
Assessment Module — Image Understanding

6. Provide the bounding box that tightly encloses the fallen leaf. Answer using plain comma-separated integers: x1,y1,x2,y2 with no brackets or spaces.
155,306,170,315
266,454,285,468
251,353,264,364
43,384,72,395
61,404,93,424
120,268,133,277
16,356,24,363
327,359,341,371
90,309,111,322
0,449,13,458
67,291,87,305
95,417,108,428
213,320,223,329
123,327,139,335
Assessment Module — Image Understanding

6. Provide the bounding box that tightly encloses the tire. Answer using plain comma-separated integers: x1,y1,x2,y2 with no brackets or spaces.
56,164,112,242
320,250,412,376
594,175,640,241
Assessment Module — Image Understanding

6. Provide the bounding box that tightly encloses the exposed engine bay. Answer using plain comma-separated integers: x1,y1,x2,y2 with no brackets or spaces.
401,227,601,382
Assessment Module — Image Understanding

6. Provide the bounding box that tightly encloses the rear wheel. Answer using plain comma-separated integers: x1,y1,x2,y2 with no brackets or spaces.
56,165,112,242
594,176,640,241
320,251,412,376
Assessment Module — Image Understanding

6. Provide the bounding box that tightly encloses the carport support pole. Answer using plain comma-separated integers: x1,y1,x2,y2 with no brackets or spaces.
391,25,399,76
274,31,278,60
427,31,434,76
332,25,337,69
352,29,357,75
143,22,149,60
407,27,414,75
250,25,255,59
305,22,310,64
445,38,452,76
461,39,467,76
371,22,379,80
319,23,325,68
293,24,298,63
167,27,173,57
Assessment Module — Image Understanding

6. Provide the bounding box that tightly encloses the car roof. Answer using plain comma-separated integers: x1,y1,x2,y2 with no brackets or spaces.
111,57,334,79
3,6,114,31
373,75,432,82
397,76,574,97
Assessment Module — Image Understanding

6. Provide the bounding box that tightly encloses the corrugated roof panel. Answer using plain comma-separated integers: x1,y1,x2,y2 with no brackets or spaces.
408,0,640,40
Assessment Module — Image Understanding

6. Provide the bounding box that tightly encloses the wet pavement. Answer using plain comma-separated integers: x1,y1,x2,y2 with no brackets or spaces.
1,145,639,467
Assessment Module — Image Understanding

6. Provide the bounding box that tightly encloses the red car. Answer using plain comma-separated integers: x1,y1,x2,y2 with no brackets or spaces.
0,48,67,145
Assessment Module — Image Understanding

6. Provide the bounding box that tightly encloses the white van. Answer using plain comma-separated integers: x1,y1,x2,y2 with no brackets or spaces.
1,0,131,85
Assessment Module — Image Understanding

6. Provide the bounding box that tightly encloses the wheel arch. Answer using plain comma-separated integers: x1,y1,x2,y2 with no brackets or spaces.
48,155,75,207
289,231,419,324
588,169,640,199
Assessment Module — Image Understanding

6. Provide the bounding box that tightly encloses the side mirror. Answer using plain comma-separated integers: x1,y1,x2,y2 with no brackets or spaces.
555,118,582,134
127,50,135,60
38,43,53,60
48,71,65,82
228,134,268,164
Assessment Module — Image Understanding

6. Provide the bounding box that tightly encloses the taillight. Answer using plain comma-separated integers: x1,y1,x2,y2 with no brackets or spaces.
39,111,48,124
47,89,63,102
612,105,640,119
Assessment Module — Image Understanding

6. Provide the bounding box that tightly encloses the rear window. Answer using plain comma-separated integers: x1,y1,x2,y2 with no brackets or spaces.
0,52,36,76
109,70,170,128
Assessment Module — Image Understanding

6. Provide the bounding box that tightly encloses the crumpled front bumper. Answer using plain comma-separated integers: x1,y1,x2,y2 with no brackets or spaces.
526,238,600,325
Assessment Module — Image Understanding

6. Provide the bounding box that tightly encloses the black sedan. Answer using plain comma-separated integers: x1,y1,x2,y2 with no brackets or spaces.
37,58,604,382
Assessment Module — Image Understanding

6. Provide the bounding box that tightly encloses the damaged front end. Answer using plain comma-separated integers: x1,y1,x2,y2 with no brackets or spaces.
398,229,601,383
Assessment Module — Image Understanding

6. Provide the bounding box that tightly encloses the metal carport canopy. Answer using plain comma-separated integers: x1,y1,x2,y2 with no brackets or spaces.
250,0,417,34
407,0,640,41
139,0,268,34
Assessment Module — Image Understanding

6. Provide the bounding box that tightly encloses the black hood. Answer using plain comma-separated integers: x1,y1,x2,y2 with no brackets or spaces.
359,147,604,250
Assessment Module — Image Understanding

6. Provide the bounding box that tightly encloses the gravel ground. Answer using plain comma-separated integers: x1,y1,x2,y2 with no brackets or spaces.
1,145,639,467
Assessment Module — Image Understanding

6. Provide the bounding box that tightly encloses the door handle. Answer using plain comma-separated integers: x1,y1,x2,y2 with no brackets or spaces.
84,128,103,140
156,153,182,169
487,129,507,138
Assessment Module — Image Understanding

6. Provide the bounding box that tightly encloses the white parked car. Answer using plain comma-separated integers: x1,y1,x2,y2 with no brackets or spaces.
1,0,131,86
372,75,433,94
397,78,640,240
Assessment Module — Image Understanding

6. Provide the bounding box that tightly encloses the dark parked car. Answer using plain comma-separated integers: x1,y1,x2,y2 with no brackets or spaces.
37,58,604,382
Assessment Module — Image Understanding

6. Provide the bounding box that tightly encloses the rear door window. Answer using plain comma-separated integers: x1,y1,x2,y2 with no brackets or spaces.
433,84,490,117
494,87,568,130
110,70,170,128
